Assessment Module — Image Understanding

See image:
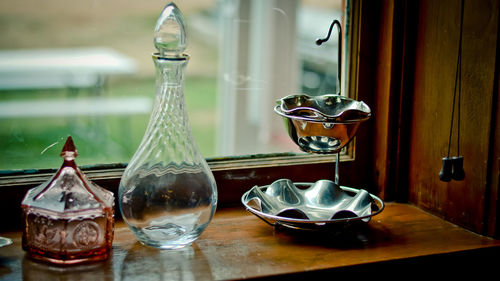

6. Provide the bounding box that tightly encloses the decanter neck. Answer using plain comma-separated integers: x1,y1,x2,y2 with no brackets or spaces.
153,53,189,86
152,54,189,120
130,53,201,165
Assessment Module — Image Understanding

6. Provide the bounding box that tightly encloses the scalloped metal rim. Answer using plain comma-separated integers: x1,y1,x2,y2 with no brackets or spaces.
276,94,371,123
241,182,385,225
274,105,370,124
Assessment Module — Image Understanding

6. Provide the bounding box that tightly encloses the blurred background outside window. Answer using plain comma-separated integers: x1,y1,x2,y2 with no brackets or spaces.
0,0,346,170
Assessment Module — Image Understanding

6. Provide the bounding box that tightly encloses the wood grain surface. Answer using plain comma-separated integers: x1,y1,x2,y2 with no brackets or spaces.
407,0,499,234
1,203,499,280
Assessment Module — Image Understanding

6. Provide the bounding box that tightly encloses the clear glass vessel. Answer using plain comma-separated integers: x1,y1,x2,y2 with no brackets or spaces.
21,136,114,264
118,2,217,249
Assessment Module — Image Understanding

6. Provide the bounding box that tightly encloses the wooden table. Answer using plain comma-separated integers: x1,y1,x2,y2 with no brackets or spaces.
1,203,499,280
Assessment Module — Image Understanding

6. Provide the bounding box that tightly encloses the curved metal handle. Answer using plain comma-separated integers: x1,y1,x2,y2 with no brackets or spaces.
316,20,342,95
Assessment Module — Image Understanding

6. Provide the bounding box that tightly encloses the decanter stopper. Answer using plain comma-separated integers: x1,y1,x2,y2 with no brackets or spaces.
21,136,115,264
154,2,187,57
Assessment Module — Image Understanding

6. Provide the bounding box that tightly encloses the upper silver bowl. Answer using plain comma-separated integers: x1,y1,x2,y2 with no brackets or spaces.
275,94,371,154
278,94,371,122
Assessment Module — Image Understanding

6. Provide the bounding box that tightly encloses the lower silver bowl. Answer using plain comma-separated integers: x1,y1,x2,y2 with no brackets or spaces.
241,179,384,231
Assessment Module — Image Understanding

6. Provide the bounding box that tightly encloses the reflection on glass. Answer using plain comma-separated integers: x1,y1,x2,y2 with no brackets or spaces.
0,0,345,170
0,236,12,247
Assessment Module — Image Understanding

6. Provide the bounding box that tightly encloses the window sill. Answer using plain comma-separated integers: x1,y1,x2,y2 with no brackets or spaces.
0,151,353,186
1,203,499,280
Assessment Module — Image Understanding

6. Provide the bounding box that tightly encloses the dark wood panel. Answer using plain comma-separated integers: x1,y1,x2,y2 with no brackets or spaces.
407,0,499,234
489,54,500,236
486,0,500,239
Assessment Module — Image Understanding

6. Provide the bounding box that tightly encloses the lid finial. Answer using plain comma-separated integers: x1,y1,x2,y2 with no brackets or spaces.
60,136,78,160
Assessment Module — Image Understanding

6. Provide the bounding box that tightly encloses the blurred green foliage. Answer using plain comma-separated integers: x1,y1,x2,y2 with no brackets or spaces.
0,76,217,170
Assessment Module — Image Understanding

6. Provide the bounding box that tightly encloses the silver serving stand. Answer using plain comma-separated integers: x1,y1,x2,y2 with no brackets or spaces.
241,20,384,230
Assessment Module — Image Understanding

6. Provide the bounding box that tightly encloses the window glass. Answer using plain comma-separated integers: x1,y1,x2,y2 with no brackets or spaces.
0,0,345,170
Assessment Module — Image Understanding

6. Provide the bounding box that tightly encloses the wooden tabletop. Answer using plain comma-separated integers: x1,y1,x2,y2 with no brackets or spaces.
1,203,500,280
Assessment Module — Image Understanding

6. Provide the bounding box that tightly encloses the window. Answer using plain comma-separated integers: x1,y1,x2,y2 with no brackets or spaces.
0,0,349,171
216,0,347,156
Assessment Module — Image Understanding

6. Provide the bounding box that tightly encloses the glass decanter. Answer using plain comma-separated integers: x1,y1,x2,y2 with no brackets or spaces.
118,2,217,249
21,136,114,264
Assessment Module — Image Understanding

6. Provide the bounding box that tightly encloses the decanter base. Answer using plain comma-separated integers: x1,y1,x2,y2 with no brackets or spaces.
131,224,204,250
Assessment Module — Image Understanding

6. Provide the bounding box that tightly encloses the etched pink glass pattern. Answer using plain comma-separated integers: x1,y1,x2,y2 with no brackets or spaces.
21,136,114,264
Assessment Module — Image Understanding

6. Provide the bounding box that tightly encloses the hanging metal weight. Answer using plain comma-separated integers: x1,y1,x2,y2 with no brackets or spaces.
451,156,465,181
439,157,453,182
